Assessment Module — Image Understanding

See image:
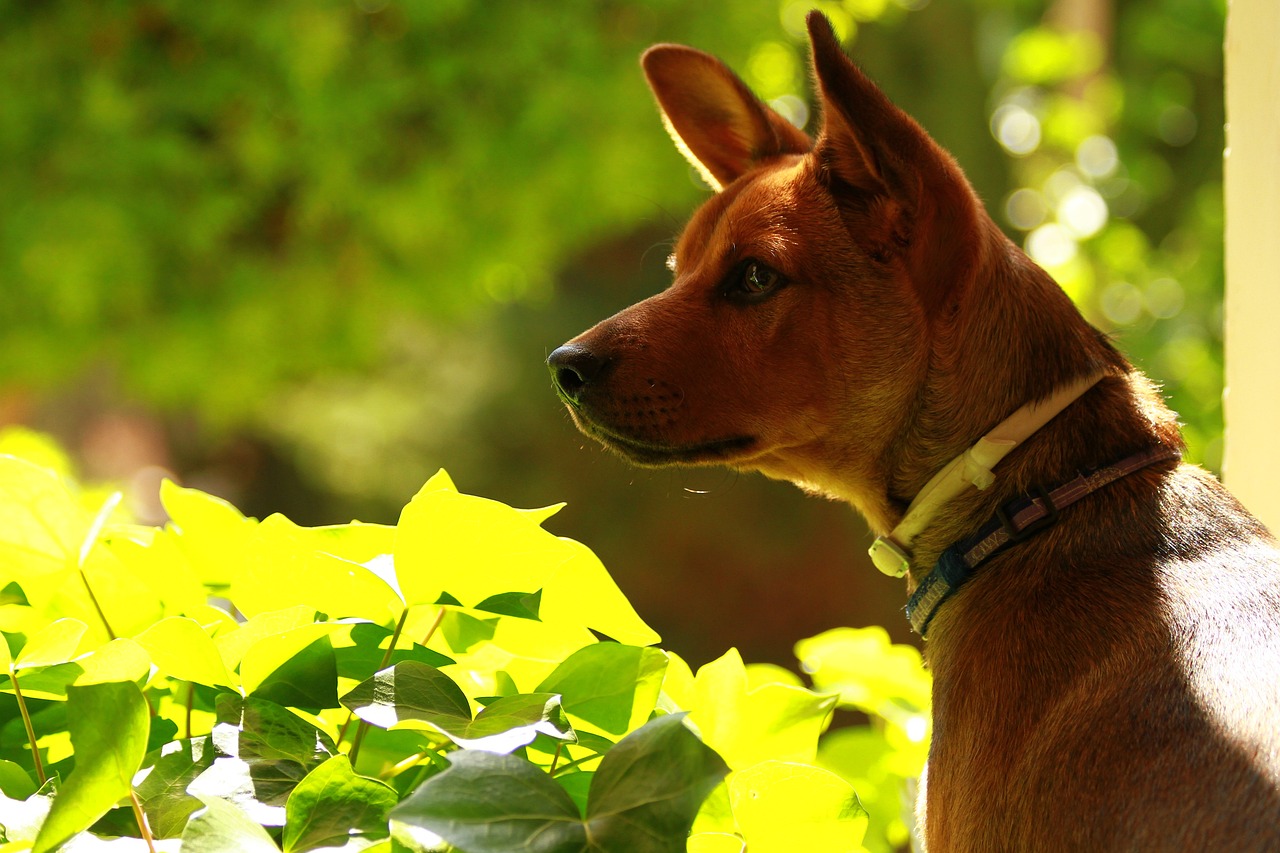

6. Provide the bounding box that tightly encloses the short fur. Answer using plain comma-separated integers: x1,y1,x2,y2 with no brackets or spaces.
548,12,1280,850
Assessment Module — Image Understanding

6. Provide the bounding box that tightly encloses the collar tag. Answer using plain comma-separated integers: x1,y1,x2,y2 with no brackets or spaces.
869,536,911,577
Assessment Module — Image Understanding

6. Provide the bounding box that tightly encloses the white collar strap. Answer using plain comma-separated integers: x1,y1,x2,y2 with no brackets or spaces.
868,371,1106,578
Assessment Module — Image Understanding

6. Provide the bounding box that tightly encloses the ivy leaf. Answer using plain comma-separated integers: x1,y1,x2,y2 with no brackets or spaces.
31,681,150,853
134,736,218,838
794,627,931,718
133,616,237,689
0,759,37,800
0,455,86,578
729,761,867,852
689,648,838,770
390,749,582,853
181,795,281,853
391,713,727,853
282,755,397,852
340,660,471,732
15,617,89,669
536,644,668,736
217,695,338,766
239,623,343,710
582,713,729,852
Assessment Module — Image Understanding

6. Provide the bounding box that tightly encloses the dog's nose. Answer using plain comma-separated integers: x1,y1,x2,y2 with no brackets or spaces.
548,344,605,404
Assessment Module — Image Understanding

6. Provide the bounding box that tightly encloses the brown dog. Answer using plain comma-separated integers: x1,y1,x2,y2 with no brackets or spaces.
549,12,1280,851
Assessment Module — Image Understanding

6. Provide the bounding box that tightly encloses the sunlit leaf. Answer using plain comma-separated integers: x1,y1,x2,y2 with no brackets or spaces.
689,648,837,770
15,618,89,669
794,627,931,718
0,456,86,579
536,644,667,737
729,761,867,853
540,538,660,646
71,638,151,686
0,760,36,800
134,736,219,839
181,795,281,853
340,661,472,731
160,480,256,588
32,682,150,852
134,617,236,689
282,755,396,852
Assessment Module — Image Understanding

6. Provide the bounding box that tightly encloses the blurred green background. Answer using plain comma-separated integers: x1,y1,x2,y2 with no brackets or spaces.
0,0,1225,667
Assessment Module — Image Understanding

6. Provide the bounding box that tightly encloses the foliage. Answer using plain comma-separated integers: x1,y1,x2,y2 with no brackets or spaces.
0,434,928,852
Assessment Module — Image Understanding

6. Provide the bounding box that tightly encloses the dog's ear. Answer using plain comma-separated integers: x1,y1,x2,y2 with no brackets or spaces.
642,45,812,191
807,12,983,315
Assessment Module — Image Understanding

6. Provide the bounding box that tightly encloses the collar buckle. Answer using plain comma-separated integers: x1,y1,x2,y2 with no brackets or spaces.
869,536,911,577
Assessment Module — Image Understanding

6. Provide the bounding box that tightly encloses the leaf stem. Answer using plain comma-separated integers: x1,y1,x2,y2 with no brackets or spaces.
185,682,194,740
11,670,46,785
130,790,157,853
346,605,413,765
421,605,446,646
76,491,124,641
548,741,564,775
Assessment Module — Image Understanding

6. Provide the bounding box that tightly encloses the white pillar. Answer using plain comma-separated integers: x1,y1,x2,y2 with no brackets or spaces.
1223,0,1280,530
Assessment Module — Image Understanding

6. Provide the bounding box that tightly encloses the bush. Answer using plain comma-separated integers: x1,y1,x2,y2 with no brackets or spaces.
0,429,927,852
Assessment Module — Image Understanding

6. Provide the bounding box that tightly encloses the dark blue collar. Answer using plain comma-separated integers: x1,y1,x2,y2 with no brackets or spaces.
905,446,1181,637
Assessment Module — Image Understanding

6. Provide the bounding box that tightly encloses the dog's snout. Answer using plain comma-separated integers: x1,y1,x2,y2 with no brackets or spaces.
548,344,606,404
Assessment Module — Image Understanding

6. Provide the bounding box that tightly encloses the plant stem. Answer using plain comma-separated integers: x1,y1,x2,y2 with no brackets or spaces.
185,682,194,740
129,790,157,853
77,491,124,641
421,605,446,646
346,606,413,765
548,742,564,775
11,671,46,785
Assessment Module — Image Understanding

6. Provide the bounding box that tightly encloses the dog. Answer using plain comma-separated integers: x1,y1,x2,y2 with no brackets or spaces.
548,12,1280,851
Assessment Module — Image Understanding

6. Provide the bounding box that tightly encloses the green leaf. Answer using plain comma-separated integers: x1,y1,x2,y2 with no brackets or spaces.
729,761,867,852
160,480,257,589
340,661,471,732
217,695,338,766
794,627,931,718
391,712,727,853
0,455,87,578
688,648,838,770
582,713,729,852
181,795,282,853
536,644,667,737
134,736,219,838
282,755,397,852
390,749,583,853
247,635,340,710
458,693,575,752
32,681,150,853
134,616,237,689
71,637,151,686
15,617,89,669
0,759,37,800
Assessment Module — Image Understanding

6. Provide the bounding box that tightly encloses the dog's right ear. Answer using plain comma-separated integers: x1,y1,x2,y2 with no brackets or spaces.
642,45,812,191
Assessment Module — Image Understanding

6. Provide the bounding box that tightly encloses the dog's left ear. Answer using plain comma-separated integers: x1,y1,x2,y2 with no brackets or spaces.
807,12,983,315
642,44,812,191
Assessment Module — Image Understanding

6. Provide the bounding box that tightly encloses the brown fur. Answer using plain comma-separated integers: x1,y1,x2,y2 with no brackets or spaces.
548,12,1280,850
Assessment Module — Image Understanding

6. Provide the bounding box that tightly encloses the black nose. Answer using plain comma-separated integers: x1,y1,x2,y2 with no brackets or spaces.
548,344,605,404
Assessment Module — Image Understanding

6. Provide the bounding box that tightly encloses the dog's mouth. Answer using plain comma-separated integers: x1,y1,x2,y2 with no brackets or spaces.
571,413,755,466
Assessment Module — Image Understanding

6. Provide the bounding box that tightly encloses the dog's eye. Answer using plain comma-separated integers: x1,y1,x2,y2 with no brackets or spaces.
726,260,785,302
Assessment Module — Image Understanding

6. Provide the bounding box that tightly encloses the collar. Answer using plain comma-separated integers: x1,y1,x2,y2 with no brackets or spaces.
904,445,1181,636
869,371,1107,578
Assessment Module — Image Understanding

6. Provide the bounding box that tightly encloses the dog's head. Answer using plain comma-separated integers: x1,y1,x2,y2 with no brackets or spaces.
549,13,1002,519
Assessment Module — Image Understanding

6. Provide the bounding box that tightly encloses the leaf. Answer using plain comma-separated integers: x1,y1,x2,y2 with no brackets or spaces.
217,695,338,766
32,681,150,853
729,761,867,853
794,627,932,718
181,795,281,853
390,712,727,853
133,617,236,689
0,759,37,800
15,617,89,669
539,538,660,646
339,661,472,732
690,648,838,770
282,755,397,852
246,635,339,710
391,749,583,853
0,455,87,578
159,480,257,589
582,713,729,852
71,638,151,686
134,737,219,838
457,693,575,752
536,644,667,736
0,786,54,845
230,514,402,622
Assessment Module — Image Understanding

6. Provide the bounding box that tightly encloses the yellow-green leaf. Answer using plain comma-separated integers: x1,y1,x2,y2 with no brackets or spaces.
794,627,931,718
0,456,87,579
730,761,867,853
15,618,89,669
135,616,237,689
